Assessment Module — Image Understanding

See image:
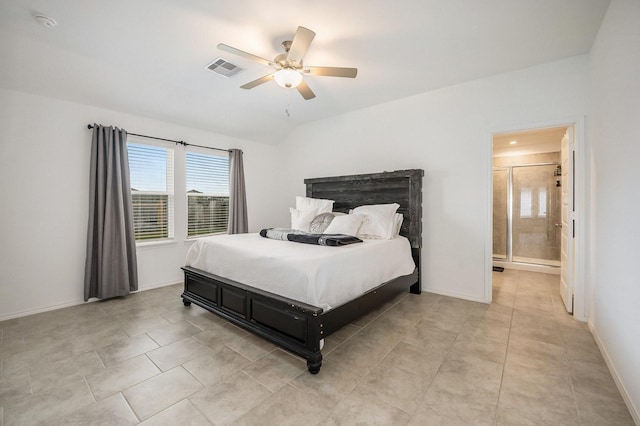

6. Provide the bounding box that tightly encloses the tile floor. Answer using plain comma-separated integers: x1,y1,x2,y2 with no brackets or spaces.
0,270,634,425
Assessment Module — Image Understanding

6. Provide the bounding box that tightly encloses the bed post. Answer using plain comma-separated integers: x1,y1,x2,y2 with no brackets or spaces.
307,353,322,374
410,248,421,294
409,169,423,294
306,313,323,374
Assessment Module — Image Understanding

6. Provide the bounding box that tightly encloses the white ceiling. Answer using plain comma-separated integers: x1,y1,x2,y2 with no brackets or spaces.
0,0,610,145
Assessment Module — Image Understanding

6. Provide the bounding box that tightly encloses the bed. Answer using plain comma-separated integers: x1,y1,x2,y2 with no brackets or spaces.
181,169,424,373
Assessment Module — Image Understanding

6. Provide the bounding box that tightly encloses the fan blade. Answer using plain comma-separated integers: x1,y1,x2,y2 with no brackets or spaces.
240,74,274,89
217,43,273,67
286,26,316,65
296,80,316,100
305,66,358,78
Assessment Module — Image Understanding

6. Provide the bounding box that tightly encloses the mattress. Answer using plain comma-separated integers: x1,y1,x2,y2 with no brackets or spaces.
184,233,416,311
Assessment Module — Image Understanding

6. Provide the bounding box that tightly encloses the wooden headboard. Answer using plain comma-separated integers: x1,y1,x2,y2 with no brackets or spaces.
304,169,424,249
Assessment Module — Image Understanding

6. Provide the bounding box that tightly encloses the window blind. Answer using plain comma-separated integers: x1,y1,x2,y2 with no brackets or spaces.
128,143,174,241
186,151,229,237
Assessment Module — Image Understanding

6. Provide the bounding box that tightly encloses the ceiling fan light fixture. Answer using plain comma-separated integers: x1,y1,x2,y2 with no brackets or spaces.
219,26,355,100
274,68,303,88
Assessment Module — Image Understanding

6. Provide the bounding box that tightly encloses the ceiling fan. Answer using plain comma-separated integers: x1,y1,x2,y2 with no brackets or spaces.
218,26,357,100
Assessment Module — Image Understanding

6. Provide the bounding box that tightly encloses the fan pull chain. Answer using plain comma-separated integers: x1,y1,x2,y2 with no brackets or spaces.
285,88,291,117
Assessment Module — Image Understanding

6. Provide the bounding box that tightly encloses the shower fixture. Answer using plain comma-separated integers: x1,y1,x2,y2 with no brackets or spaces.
555,165,562,187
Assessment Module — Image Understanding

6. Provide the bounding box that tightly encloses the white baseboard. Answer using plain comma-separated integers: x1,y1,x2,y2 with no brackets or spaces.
422,287,490,304
588,319,640,425
0,281,182,322
0,298,88,322
137,280,182,292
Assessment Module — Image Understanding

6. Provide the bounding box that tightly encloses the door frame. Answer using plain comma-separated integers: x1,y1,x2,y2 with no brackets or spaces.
486,116,587,321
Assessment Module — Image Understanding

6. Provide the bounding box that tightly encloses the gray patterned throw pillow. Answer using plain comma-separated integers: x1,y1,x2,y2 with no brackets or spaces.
309,213,335,234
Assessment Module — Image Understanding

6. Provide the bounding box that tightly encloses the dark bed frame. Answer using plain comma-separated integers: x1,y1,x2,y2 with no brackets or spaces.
181,169,424,373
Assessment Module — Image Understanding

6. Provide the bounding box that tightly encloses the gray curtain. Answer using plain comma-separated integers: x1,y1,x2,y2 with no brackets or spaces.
84,124,138,301
228,149,248,234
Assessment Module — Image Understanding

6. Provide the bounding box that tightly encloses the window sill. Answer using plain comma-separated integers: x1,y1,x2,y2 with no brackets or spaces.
184,233,228,243
136,239,178,250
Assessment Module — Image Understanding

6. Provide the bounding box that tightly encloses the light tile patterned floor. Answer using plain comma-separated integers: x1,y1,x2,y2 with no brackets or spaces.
0,270,634,425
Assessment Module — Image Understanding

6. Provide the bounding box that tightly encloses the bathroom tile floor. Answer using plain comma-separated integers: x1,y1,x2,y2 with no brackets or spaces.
0,270,634,425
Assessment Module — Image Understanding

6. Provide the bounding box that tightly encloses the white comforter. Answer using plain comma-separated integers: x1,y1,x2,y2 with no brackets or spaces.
184,233,416,311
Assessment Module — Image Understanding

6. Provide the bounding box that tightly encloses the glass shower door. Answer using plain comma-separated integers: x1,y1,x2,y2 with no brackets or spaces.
511,164,561,266
493,168,509,260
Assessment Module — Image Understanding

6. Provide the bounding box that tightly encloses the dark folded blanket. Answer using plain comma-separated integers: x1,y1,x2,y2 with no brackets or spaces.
259,228,362,246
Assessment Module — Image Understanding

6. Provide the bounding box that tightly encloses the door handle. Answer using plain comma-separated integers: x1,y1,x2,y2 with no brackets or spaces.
555,224,562,228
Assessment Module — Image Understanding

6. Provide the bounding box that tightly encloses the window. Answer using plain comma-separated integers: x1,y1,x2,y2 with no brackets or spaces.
538,186,547,218
128,142,174,241
519,188,532,218
186,150,229,237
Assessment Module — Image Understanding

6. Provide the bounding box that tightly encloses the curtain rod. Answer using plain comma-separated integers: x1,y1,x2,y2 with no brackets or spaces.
87,124,231,153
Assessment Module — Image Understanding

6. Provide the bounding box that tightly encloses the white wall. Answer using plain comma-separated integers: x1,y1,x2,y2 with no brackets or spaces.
0,88,280,319
588,0,640,420
275,55,589,302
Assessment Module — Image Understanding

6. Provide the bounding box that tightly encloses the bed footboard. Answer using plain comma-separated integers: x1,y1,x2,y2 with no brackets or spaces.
181,265,419,374
181,266,325,373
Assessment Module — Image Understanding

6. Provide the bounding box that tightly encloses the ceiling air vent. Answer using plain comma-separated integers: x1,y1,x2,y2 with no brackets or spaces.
206,58,243,78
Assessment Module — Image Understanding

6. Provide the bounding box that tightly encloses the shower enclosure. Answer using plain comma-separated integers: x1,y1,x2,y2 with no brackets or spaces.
493,162,561,267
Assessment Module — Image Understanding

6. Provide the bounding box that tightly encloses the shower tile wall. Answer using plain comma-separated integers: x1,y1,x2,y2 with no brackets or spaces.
494,153,561,265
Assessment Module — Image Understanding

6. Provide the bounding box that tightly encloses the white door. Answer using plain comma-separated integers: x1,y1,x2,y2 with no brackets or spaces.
560,128,575,313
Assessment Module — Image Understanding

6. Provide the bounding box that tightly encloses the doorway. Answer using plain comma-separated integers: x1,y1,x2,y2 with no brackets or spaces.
490,123,581,317
492,127,567,271
485,116,592,322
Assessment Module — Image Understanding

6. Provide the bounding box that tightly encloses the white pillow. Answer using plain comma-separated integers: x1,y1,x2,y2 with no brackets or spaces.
351,203,400,239
296,196,334,214
290,208,318,232
352,203,400,217
323,214,364,237
393,213,404,236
